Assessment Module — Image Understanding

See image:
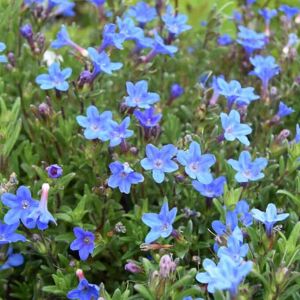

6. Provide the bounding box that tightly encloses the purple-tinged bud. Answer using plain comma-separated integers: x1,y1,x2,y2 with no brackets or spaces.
77,70,93,88
36,32,45,52
275,129,290,144
129,147,139,156
46,164,63,178
7,52,16,67
38,102,51,117
159,254,177,278
175,174,185,183
125,262,142,273
20,24,33,39
169,83,184,103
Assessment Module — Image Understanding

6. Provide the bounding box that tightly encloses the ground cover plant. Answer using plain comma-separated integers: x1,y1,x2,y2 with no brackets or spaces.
0,0,300,299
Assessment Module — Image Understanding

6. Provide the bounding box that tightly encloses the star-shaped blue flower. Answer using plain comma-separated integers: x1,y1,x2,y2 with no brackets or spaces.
134,107,162,128
141,144,178,183
237,26,266,54
192,176,226,199
107,117,134,147
220,110,252,146
124,80,160,109
279,5,300,20
70,227,95,261
0,247,24,270
128,1,157,26
142,201,177,243
276,101,294,118
35,62,72,91
1,185,39,228
227,151,268,183
67,278,99,299
117,17,143,41
251,203,289,237
258,8,277,24
76,105,113,140
0,222,26,245
108,162,144,194
177,141,216,184
99,23,125,52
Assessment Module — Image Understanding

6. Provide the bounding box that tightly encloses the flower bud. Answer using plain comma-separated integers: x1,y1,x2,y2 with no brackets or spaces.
125,262,142,273
46,164,63,179
159,254,177,278
20,24,33,39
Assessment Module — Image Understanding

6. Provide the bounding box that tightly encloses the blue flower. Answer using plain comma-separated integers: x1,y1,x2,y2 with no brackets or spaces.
227,151,268,183
288,33,298,47
162,5,192,36
279,5,300,20
0,222,26,245
99,23,125,51
237,26,266,54
170,83,184,99
251,203,289,237
234,200,253,227
177,141,216,183
88,0,105,6
217,34,233,46
76,105,113,140
220,110,252,146
1,186,39,228
70,227,95,260
217,227,249,263
46,164,63,178
108,162,144,194
217,78,259,107
212,211,238,237
295,124,300,143
128,1,157,26
276,101,294,118
50,0,75,17
192,176,226,199
152,32,178,56
88,48,123,76
36,62,72,91
196,256,253,297
249,55,280,91
20,24,33,39
142,201,177,243
0,42,7,63
140,144,178,183
124,80,160,109
233,10,243,23
107,117,133,147
0,247,24,271
51,25,88,56
258,8,277,24
27,183,56,230
117,17,143,41
67,278,99,299
134,107,162,128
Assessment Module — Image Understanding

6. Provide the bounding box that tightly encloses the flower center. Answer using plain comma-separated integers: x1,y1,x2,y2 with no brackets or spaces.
189,162,199,172
161,223,169,231
154,159,163,169
22,200,29,209
0,234,4,240
83,237,90,244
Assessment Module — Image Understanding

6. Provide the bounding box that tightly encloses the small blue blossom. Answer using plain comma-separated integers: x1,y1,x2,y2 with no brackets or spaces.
117,17,143,41
1,186,39,228
233,10,243,23
212,211,238,237
251,203,289,237
227,151,268,183
36,62,72,91
76,105,113,140
295,124,300,143
50,0,75,17
170,83,184,99
46,164,63,178
88,47,123,76
196,256,253,296
108,162,144,194
98,24,125,52
177,141,216,183
142,201,177,243
279,5,300,20
152,32,178,56
162,5,192,36
124,80,160,109
0,42,7,63
70,227,95,260
192,176,226,199
141,144,178,183
0,222,26,245
249,55,280,91
217,34,233,46
20,24,33,39
107,117,134,147
134,107,162,128
128,1,157,26
217,227,249,263
276,101,294,118
234,200,253,227
220,110,252,146
237,26,266,54
27,183,56,230
0,247,24,271
258,8,277,24
67,278,99,299
217,78,259,107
